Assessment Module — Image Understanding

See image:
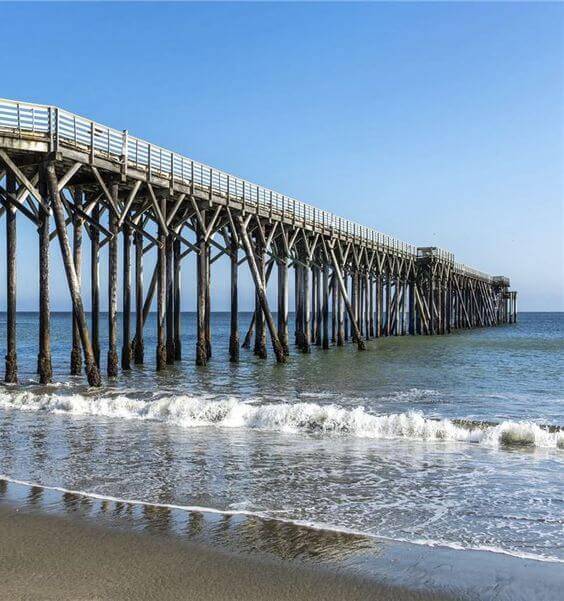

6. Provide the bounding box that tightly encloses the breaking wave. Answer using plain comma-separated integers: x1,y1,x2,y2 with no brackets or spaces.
0,390,562,450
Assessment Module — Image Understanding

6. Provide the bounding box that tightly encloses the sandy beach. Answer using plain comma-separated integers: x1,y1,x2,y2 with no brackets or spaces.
0,504,452,601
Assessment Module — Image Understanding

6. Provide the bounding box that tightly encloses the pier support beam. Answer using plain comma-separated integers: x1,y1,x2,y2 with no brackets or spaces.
196,224,208,367
408,280,416,335
303,262,311,353
134,230,144,364
253,237,267,359
277,256,289,355
46,163,101,386
329,246,366,351
70,189,83,375
229,236,239,363
173,238,182,361
322,263,329,349
107,184,119,378
4,170,17,383
156,196,167,371
166,232,175,364
337,272,344,346
238,218,286,363
121,224,132,370
37,168,52,384
90,204,100,366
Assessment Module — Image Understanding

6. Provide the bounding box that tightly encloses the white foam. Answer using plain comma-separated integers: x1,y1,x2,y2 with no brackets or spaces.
1,475,562,564
0,389,562,450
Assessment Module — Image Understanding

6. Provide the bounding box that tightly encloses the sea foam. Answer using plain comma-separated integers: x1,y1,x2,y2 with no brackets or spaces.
0,390,562,450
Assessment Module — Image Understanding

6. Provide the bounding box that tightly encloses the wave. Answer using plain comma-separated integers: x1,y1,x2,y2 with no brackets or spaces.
1,475,562,564
0,390,562,450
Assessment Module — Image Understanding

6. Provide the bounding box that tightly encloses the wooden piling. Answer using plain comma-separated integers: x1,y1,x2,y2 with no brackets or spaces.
134,230,144,364
229,236,239,363
196,225,207,367
4,170,17,383
165,231,175,364
337,273,344,346
303,262,311,353
107,184,119,378
205,243,212,360
322,263,329,349
156,195,167,371
91,204,100,366
331,274,337,344
238,219,286,363
277,257,289,355
121,223,132,370
173,238,182,361
46,163,101,386
70,188,83,375
253,237,267,359
328,246,366,351
37,167,52,384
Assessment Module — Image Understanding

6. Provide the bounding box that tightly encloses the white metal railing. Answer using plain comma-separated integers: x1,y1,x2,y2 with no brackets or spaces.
0,97,498,283
453,262,493,283
0,98,419,257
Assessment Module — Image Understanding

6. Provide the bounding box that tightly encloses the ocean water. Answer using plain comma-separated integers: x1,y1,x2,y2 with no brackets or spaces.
0,311,562,563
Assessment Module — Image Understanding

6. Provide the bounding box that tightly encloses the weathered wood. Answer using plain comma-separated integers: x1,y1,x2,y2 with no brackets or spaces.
107,184,119,377
408,280,416,335
196,223,207,367
121,223,132,370
156,194,167,371
368,275,374,338
253,237,267,359
134,230,144,364
241,261,274,349
238,218,286,363
295,263,303,348
331,274,337,344
91,203,100,366
4,170,17,383
173,238,182,361
205,240,212,360
322,263,329,350
46,163,101,386
386,275,392,336
302,261,311,353
37,167,52,384
277,257,289,355
329,246,366,351
229,237,239,363
337,272,344,346
70,188,83,375
166,231,175,364
316,265,322,346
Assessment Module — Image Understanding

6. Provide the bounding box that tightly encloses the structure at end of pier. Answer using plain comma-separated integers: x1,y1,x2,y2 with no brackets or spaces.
0,99,517,386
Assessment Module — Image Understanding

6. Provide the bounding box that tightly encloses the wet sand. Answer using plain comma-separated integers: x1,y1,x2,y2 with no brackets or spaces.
0,505,447,601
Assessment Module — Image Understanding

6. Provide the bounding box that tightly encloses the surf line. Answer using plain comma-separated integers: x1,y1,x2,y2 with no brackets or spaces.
1,475,562,564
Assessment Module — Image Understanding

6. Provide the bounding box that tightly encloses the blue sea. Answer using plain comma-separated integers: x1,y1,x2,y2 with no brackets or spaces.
0,311,562,565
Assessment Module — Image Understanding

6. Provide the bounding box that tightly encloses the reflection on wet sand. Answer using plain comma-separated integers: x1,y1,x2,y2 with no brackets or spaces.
0,478,377,564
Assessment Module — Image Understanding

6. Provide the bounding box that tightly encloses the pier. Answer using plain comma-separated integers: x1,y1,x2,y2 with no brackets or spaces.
0,98,517,386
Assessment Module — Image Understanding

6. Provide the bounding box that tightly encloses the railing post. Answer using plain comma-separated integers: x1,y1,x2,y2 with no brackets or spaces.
122,129,128,180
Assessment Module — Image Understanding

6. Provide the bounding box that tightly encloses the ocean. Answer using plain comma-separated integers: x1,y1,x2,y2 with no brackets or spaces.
0,311,562,568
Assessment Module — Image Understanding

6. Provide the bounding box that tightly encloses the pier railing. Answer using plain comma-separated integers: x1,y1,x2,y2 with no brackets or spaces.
0,97,497,282
0,98,419,258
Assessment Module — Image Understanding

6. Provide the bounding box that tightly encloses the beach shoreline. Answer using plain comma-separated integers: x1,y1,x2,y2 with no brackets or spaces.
1,479,562,601
0,503,450,601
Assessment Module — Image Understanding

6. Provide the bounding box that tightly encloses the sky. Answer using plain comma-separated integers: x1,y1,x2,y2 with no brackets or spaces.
0,1,562,311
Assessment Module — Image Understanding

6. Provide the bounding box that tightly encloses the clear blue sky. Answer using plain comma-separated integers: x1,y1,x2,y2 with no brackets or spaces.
1,1,562,311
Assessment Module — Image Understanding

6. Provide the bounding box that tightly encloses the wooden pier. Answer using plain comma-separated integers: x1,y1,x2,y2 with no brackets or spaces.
0,99,517,386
